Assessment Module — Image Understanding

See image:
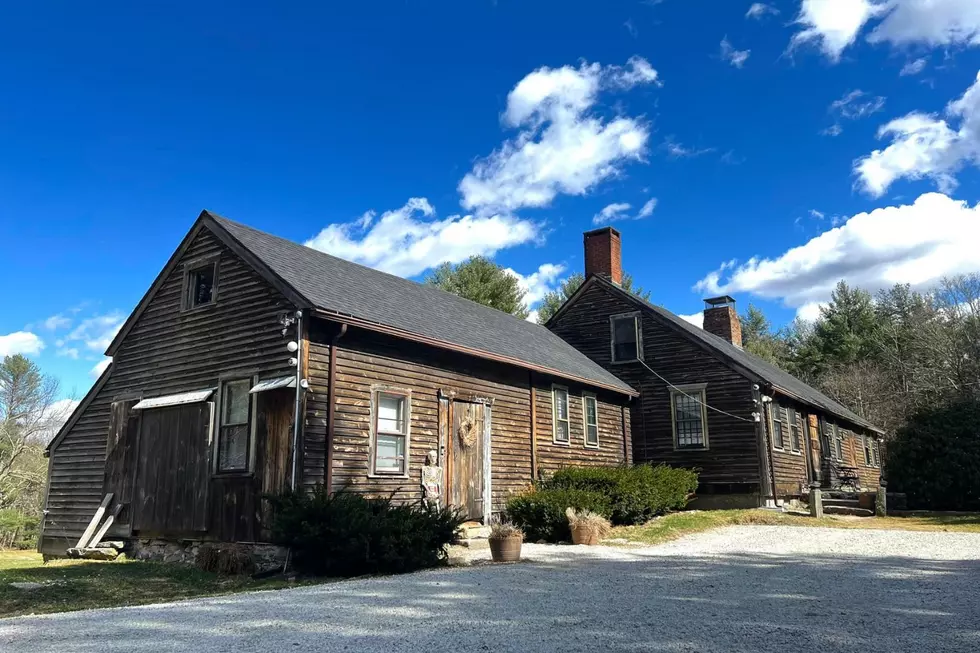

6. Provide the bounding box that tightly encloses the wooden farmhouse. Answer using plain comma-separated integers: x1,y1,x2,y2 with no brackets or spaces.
40,212,637,557
547,227,885,509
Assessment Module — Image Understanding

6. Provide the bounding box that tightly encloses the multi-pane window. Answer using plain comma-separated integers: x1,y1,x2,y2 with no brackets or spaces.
583,395,599,448
834,424,844,460
672,387,707,449
217,379,250,472
771,404,786,450
863,434,873,466
872,440,881,467
185,262,216,309
610,314,641,362
374,392,409,474
553,386,570,444
788,408,802,453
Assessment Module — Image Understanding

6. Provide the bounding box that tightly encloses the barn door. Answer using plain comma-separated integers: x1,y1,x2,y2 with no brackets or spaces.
132,402,213,533
449,400,491,522
103,398,142,532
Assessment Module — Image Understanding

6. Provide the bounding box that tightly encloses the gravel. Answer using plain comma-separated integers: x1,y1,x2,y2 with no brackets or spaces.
3,525,979,653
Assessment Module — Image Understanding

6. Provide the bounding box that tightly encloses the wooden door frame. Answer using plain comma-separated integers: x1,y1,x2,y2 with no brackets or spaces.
439,389,494,523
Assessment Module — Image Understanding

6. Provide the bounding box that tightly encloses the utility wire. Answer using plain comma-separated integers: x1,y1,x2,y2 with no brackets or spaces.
637,359,758,424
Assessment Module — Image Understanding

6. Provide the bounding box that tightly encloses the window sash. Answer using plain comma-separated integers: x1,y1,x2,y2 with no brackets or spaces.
863,435,873,465
583,395,599,447
216,378,251,473
611,315,640,362
672,389,706,449
834,425,844,460
872,440,880,467
373,391,409,475
772,405,786,450
185,263,216,309
553,387,570,443
788,408,802,453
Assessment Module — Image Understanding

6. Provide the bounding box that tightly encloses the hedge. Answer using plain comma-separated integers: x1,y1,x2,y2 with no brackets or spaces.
505,489,611,542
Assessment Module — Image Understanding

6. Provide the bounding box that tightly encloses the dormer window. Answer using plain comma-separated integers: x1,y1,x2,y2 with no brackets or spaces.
610,312,642,363
184,261,217,310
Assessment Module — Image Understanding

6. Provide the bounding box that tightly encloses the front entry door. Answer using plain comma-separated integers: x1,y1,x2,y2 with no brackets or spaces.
449,400,490,521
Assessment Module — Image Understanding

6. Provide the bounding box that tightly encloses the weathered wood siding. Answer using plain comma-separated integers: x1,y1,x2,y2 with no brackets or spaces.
42,226,296,554
547,282,760,489
304,322,631,512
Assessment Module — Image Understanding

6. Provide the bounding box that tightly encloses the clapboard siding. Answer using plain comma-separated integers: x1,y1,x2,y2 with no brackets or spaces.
42,226,296,553
766,401,810,497
548,281,761,488
305,323,631,512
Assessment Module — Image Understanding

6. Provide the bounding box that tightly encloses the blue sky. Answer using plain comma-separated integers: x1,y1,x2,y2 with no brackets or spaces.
2,0,980,401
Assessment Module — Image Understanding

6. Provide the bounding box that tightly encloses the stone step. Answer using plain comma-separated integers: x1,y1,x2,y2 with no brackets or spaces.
457,521,490,540
823,498,861,507
455,538,490,550
823,505,875,517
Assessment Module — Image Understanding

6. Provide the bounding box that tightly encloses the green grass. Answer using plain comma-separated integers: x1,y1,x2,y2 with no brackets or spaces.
609,510,980,546
0,550,312,618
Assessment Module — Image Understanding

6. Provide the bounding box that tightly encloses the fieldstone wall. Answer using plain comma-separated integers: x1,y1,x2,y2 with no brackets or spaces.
129,539,288,574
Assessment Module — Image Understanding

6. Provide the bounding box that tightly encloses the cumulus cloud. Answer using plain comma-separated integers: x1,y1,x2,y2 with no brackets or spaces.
679,312,704,328
790,0,980,60
506,263,567,320
695,192,980,314
720,37,751,68
900,57,928,76
66,312,126,354
306,197,540,278
854,70,980,197
0,331,44,356
746,3,779,19
91,358,111,379
458,57,659,215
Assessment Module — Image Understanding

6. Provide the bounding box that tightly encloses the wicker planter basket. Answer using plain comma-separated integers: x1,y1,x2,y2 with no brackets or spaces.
570,524,602,546
488,535,522,562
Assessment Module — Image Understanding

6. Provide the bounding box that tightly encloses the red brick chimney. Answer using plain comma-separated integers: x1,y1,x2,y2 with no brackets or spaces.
703,296,743,349
583,226,623,285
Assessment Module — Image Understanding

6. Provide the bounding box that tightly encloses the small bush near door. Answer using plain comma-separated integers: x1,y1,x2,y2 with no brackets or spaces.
264,487,466,577
505,489,611,542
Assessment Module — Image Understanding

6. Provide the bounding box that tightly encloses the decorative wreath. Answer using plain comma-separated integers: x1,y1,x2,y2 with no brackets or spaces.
457,413,479,448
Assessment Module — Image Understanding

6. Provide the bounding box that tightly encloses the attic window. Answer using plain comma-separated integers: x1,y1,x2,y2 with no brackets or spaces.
610,312,642,363
184,261,217,310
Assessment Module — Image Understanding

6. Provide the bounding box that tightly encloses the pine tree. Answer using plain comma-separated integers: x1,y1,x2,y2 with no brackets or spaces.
425,256,529,319
536,272,650,324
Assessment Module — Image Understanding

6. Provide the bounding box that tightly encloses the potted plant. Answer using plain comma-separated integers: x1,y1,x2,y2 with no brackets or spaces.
488,522,524,562
566,507,611,545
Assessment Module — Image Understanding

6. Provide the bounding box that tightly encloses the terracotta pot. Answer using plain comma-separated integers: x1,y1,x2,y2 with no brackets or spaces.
570,524,601,546
488,535,522,562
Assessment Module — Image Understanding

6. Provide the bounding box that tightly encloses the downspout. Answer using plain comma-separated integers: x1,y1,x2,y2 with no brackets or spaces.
324,323,348,493
290,310,304,491
753,385,777,507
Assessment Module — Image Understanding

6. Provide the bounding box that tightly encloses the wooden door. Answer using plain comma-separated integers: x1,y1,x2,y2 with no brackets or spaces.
256,388,293,536
449,400,488,521
103,398,142,530
133,402,213,533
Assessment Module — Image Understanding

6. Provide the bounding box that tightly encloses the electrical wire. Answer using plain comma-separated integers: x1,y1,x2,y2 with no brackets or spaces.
636,359,758,424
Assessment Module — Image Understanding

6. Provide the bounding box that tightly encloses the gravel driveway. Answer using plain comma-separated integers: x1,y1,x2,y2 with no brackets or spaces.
3,525,979,653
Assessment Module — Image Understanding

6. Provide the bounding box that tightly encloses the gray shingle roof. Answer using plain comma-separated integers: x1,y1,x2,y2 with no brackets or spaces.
593,277,883,433
207,213,635,395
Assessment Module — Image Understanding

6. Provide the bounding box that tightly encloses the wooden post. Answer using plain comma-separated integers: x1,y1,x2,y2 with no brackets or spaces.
809,483,823,518
74,493,113,549
87,503,124,549
528,373,538,482
876,478,888,517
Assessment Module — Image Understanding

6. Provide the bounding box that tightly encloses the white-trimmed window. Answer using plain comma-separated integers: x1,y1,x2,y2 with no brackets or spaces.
610,312,642,363
583,394,599,448
217,378,251,472
670,385,708,450
373,390,410,475
771,404,786,450
552,386,570,444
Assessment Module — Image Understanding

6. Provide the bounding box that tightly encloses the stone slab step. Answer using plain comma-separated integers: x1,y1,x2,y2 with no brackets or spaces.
456,538,490,550
824,505,875,517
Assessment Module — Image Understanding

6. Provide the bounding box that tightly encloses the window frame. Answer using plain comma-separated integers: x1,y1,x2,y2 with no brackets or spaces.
609,311,643,364
788,407,803,455
862,433,874,466
871,439,881,468
370,387,412,477
552,384,571,445
833,424,844,461
182,257,220,311
213,375,257,475
670,383,709,451
582,393,599,449
771,403,786,451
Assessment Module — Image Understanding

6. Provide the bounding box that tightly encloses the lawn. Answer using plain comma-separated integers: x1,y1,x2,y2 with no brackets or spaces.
0,550,308,618
610,509,980,545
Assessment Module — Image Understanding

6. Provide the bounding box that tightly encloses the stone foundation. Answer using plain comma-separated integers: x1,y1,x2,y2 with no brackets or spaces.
129,539,289,574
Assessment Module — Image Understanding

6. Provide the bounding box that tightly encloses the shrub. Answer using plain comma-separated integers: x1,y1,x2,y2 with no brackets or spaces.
196,543,255,575
565,507,612,540
488,522,524,540
887,399,980,511
505,489,610,542
541,464,698,525
264,487,466,577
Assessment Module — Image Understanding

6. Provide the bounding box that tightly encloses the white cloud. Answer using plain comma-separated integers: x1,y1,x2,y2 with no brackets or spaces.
796,301,827,322
854,70,980,197
91,358,111,379
720,37,751,68
66,312,126,353
746,3,779,19
822,124,844,137
679,312,704,328
695,192,980,314
458,57,659,215
830,89,886,120
637,198,658,218
790,0,883,61
38,398,80,444
664,137,715,158
306,197,540,278
0,331,44,356
42,314,72,331
593,202,632,225
56,347,80,360
900,57,928,76
790,0,980,60
506,263,567,312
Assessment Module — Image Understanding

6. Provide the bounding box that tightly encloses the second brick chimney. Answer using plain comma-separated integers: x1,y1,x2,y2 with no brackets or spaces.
703,296,743,349
583,226,623,285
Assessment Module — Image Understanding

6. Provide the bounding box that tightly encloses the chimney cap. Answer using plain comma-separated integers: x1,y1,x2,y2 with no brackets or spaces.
703,295,736,308
583,225,622,239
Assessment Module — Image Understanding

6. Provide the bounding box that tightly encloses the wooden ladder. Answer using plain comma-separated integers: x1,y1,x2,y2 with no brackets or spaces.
73,493,123,550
